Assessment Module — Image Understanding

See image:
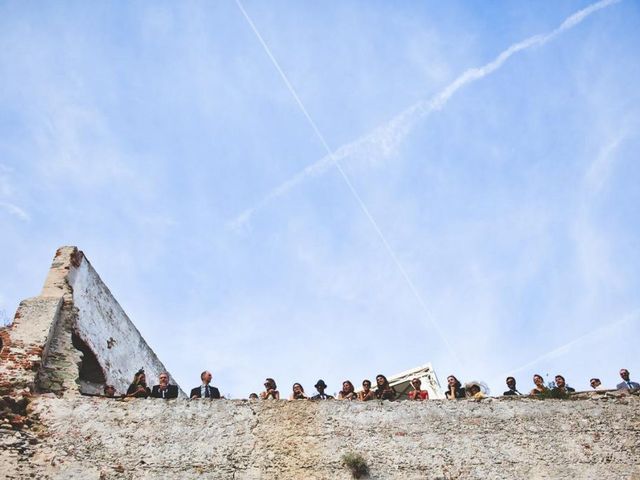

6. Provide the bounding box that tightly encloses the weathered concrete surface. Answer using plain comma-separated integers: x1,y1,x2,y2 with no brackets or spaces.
2,394,638,479
0,297,62,396
0,246,179,397
69,251,178,395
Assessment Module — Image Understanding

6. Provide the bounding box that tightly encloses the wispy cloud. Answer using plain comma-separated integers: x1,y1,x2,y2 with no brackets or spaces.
229,0,621,230
502,309,639,377
0,201,30,221
583,131,627,193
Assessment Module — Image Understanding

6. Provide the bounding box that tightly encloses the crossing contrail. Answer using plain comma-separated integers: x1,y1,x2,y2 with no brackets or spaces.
229,0,620,230
501,309,639,378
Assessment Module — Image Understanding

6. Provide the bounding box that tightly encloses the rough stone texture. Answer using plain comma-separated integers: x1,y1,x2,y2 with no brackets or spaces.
0,246,179,398
69,251,179,395
0,393,637,479
0,297,62,396
2,246,639,479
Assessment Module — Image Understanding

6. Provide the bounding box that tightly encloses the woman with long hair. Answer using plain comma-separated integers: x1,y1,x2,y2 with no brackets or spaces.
338,380,358,400
126,369,150,398
374,374,396,401
289,382,307,400
445,375,465,399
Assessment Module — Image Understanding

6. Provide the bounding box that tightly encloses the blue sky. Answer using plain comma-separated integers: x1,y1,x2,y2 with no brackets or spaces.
1,0,638,398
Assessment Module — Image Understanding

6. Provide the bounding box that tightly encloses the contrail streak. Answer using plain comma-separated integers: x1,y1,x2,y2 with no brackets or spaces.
229,0,620,230
235,0,464,367
501,310,639,378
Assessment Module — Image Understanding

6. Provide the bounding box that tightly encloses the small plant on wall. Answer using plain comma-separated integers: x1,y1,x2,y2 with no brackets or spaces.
342,452,369,479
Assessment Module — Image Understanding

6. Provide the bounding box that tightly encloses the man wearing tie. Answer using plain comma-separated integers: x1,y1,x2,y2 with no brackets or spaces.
151,372,179,399
616,368,640,391
190,370,221,399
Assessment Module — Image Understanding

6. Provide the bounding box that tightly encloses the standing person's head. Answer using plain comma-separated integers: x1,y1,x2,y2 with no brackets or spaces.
411,378,422,390
201,371,212,385
133,369,146,386
249,393,259,400
159,372,169,387
362,379,372,392
342,381,355,394
468,384,481,396
620,369,631,381
506,377,516,390
314,379,327,394
533,374,544,387
590,378,601,389
292,383,304,395
447,375,461,390
265,378,277,391
103,385,116,397
555,375,566,389
376,374,389,389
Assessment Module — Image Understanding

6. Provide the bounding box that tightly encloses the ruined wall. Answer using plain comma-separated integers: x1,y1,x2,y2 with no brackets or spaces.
2,247,639,479
68,251,178,394
2,394,639,479
0,246,179,397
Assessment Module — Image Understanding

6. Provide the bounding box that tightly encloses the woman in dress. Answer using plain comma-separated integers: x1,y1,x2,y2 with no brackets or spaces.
338,380,358,400
374,374,396,401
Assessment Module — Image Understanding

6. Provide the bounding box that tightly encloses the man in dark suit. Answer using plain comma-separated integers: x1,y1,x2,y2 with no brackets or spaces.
617,368,640,391
151,372,179,399
190,370,221,399
503,376,522,396
310,379,333,400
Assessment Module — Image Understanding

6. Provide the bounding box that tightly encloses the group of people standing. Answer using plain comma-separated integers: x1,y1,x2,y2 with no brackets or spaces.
107,367,639,401
113,369,220,399
254,375,412,401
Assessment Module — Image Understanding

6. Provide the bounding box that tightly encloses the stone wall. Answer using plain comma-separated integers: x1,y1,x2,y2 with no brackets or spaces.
2,246,639,479
1,393,639,479
0,246,179,397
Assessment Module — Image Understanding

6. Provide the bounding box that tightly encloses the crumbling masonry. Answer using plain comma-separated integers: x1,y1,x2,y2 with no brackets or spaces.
0,247,639,479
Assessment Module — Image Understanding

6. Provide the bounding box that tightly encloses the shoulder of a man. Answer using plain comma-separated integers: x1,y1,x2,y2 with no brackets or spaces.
190,386,201,397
